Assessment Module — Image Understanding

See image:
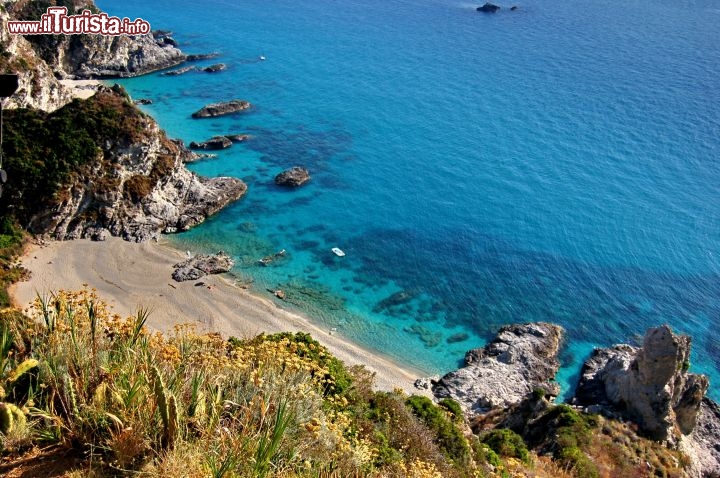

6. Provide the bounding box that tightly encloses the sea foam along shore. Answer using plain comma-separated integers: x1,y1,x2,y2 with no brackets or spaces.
9,237,430,396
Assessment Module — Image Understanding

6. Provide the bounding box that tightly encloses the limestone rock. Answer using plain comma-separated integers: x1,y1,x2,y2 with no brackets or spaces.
682,398,720,477
26,87,247,242
192,100,252,118
432,322,563,414
225,134,251,143
172,252,234,282
189,137,233,150
274,167,311,187
574,325,709,444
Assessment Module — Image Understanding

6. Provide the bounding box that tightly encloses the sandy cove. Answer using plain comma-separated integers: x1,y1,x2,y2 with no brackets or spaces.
9,237,430,396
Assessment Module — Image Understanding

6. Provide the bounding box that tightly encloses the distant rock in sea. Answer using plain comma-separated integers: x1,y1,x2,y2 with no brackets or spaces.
185,52,221,62
477,2,501,13
189,136,233,150
133,98,153,105
192,100,252,118
161,66,198,76
225,134,251,143
275,167,311,187
203,63,227,73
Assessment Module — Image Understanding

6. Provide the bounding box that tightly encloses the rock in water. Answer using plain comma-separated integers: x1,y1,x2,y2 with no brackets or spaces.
477,2,501,12
161,66,198,76
191,100,252,118
274,167,311,187
202,63,227,73
432,322,563,413
172,252,234,282
189,136,233,150
574,325,709,444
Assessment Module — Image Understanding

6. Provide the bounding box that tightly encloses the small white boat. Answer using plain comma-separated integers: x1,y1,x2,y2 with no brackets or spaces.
331,247,346,257
259,55,266,61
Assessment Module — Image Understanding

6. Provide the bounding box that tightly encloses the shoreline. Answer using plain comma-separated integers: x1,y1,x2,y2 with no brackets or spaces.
9,237,430,396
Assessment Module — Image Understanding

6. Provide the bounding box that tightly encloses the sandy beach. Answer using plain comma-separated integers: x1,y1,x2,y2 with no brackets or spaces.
59,79,102,100
9,237,430,395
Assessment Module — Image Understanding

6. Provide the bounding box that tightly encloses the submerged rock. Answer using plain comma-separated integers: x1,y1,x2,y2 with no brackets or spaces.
274,167,311,187
432,322,563,414
225,134,251,143
477,2,501,12
161,66,198,76
172,251,235,282
574,325,709,445
189,136,233,150
192,100,252,118
185,52,221,62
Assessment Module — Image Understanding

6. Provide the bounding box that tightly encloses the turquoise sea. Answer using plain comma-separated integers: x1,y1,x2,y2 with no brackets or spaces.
97,0,720,400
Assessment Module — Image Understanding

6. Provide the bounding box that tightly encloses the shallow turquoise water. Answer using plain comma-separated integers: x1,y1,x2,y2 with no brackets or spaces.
98,0,720,399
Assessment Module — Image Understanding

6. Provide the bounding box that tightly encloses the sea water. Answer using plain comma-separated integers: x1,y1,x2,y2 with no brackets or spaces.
97,0,720,400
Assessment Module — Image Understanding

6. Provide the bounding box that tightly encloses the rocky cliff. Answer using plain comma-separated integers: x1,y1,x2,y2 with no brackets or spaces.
11,86,246,242
8,0,186,80
432,322,564,413
574,326,708,444
0,8,72,112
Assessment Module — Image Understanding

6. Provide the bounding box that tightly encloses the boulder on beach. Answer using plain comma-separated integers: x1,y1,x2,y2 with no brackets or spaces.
188,136,233,150
191,100,252,118
274,167,311,187
172,251,235,282
477,2,501,12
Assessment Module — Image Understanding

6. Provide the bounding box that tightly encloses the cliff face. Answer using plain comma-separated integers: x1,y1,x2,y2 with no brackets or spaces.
7,0,186,79
24,87,246,242
574,326,708,444
432,322,564,413
0,9,72,112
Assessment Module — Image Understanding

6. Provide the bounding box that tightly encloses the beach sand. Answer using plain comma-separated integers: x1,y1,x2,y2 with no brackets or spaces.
9,237,431,395
59,79,102,100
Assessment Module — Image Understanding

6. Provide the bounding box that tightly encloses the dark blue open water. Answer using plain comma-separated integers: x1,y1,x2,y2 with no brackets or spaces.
98,0,720,399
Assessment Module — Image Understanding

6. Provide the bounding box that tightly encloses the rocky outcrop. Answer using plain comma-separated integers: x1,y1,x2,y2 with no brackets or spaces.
191,100,252,118
432,323,563,414
189,136,233,150
574,326,709,445
274,167,311,187
172,252,234,282
477,3,501,12
682,398,720,478
7,1,185,79
203,63,226,73
26,87,247,242
133,98,153,105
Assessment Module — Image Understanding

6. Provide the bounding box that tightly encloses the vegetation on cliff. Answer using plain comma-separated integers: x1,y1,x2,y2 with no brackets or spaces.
0,288,698,477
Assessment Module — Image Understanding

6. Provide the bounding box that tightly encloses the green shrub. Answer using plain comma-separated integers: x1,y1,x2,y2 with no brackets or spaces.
406,395,470,464
481,429,530,464
438,397,463,422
